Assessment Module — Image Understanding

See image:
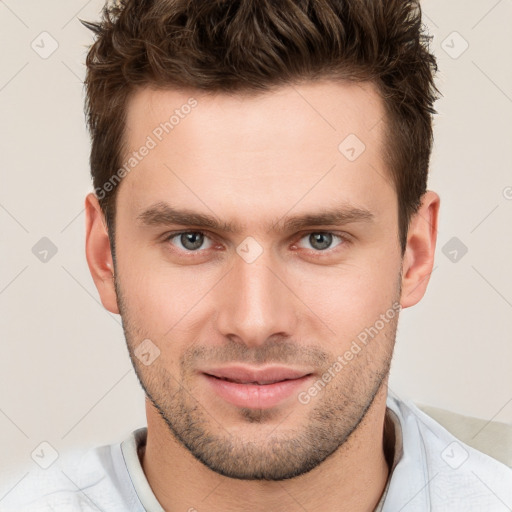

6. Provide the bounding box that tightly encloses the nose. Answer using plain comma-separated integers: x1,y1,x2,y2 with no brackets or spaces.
214,248,298,348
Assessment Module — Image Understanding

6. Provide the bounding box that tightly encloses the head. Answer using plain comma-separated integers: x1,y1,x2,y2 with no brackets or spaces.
84,0,440,481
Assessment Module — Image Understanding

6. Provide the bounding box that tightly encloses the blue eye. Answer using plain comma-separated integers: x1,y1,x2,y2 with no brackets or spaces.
297,232,345,251
163,230,348,256
167,231,213,251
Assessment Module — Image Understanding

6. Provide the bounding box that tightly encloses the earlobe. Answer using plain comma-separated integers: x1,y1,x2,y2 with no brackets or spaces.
400,190,440,309
85,192,120,314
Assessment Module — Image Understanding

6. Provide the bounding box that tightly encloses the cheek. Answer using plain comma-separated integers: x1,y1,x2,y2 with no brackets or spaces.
116,225,401,343
290,256,400,338
118,253,217,334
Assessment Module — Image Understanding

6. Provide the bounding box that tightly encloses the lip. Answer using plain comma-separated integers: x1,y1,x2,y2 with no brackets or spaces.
202,365,312,384
201,365,314,409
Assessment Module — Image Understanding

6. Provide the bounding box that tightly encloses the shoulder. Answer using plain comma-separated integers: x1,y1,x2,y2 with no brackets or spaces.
385,393,512,511
0,440,137,512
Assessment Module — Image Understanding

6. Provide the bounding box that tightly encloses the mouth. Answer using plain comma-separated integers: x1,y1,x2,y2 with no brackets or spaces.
202,365,313,383
204,374,307,385
200,366,314,409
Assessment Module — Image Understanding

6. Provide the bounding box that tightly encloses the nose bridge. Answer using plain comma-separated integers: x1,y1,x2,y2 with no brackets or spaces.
215,246,297,346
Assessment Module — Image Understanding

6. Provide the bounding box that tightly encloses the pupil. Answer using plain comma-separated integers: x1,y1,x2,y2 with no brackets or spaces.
310,233,332,250
181,232,203,250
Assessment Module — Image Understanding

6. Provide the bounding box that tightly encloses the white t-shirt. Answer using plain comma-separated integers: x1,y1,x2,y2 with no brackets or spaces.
1,391,511,511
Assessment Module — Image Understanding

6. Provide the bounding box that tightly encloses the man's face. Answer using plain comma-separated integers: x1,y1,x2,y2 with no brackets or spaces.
113,81,403,480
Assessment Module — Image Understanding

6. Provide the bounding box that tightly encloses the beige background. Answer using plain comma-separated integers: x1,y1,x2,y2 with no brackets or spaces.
1,0,511,488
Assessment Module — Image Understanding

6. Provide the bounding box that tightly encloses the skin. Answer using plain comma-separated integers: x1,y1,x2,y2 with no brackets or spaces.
85,80,439,512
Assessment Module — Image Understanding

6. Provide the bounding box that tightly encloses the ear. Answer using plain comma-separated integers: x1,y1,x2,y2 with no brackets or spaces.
400,190,440,309
85,192,119,314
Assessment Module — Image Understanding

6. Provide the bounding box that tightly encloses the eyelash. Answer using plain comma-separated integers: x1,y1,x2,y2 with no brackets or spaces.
162,230,351,258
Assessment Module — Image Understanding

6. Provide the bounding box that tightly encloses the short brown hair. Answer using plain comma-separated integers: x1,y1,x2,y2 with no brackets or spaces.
81,0,439,254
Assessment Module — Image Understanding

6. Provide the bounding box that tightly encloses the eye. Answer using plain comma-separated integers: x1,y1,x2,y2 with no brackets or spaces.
163,230,349,256
295,232,347,252
166,231,214,252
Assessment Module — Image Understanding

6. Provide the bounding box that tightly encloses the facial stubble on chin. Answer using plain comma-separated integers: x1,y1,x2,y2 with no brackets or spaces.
113,272,399,481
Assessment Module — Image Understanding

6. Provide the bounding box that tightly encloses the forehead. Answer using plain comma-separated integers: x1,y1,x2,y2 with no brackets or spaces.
124,80,384,148
118,80,392,222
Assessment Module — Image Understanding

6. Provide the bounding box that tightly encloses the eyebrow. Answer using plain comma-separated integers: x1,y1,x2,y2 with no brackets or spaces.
136,201,374,234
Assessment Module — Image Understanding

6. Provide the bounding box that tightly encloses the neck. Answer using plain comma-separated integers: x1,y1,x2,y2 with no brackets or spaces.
141,385,392,512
